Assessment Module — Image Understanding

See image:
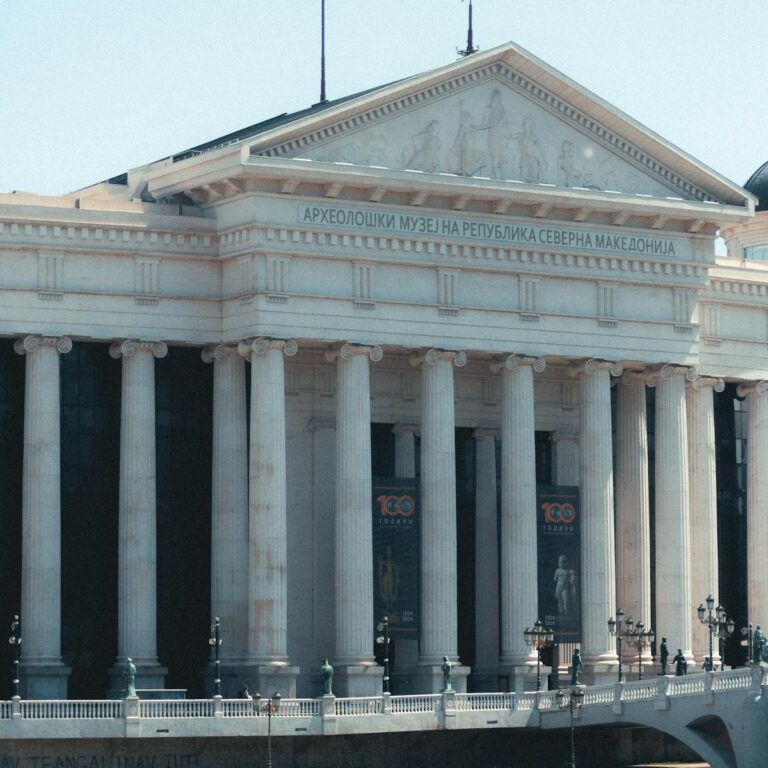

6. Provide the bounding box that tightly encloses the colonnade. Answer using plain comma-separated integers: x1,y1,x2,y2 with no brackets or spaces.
11,334,767,698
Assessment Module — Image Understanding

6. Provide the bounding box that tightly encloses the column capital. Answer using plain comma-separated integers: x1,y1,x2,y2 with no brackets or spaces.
473,426,499,440
324,343,382,363
392,423,419,436
109,340,167,360
201,344,240,364
410,348,466,368
14,335,72,356
238,337,298,360
689,376,725,393
568,358,623,378
490,354,546,374
737,380,768,398
657,364,698,383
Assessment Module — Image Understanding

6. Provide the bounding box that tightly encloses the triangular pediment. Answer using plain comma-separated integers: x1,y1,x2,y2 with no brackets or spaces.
244,43,750,208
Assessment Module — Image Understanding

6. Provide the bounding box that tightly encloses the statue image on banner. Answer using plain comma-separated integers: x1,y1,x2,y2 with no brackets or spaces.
537,487,581,643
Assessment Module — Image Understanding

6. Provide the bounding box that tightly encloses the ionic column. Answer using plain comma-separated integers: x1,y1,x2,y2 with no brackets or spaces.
496,355,546,690
239,337,299,696
202,344,248,695
412,348,469,692
615,374,652,668
473,427,499,691
737,381,768,630
15,335,72,699
655,365,697,667
329,343,383,696
109,339,168,689
572,359,623,682
687,377,724,667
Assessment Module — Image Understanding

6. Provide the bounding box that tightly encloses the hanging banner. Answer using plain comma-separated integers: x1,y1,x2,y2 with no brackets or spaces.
537,486,581,643
372,478,419,639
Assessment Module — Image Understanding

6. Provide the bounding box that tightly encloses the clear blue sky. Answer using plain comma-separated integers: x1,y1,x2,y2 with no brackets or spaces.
1,1,766,196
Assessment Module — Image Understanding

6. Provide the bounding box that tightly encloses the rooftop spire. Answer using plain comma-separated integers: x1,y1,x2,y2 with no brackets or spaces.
458,0,479,57
320,0,328,103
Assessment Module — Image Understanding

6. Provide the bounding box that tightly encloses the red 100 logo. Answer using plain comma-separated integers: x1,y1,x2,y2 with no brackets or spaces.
542,502,577,524
377,494,416,517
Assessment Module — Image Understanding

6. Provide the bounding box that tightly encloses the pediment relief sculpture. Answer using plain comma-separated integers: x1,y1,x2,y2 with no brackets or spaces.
280,81,680,199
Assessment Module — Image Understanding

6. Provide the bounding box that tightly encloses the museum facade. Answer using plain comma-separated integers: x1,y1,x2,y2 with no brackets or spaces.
0,41,766,700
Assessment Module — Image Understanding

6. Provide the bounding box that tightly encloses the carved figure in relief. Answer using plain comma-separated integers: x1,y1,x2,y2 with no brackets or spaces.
557,141,576,187
474,89,512,179
515,117,548,182
453,107,485,176
407,120,442,172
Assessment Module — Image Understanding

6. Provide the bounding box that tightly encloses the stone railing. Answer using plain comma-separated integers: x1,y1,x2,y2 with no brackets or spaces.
0,666,764,726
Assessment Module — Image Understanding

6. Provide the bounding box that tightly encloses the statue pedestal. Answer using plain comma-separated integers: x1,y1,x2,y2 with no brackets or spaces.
333,664,383,697
501,663,549,693
19,661,70,700
238,662,299,698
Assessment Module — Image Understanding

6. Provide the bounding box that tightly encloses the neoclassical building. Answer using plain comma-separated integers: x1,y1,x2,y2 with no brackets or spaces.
0,41,765,700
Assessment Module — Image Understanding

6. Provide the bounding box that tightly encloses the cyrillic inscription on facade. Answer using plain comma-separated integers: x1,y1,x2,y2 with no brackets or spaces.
299,204,681,258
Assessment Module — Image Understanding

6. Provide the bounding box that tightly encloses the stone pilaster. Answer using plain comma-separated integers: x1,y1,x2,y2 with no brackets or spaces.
655,365,697,669
411,349,470,693
15,335,72,699
497,355,547,691
552,432,579,487
615,374,652,671
238,337,299,697
737,381,768,632
687,377,724,667
109,339,168,690
473,427,499,691
201,344,248,696
572,359,623,683
329,343,384,696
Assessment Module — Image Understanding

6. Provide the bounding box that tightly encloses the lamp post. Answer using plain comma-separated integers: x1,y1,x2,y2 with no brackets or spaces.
255,691,281,768
625,621,655,680
607,609,632,682
523,619,554,691
556,686,585,768
208,616,222,696
697,596,735,670
375,615,391,693
8,615,21,698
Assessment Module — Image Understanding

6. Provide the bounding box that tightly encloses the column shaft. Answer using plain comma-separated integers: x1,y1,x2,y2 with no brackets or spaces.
746,387,768,624
615,379,651,635
334,350,375,662
687,382,720,665
208,347,248,663
655,369,693,662
579,366,617,667
419,358,458,662
248,345,290,661
500,362,538,666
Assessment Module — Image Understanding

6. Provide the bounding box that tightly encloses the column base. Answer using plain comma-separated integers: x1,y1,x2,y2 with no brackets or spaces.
237,662,300,698
19,660,70,700
582,658,620,686
501,663,550,692
411,662,470,694
108,658,167,696
332,663,383,697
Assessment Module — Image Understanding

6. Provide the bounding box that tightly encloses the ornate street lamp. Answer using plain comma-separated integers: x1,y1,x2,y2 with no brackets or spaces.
375,615,391,693
625,621,655,680
255,691,281,768
607,609,632,682
556,686,585,768
208,616,222,696
697,596,735,671
523,619,554,691
8,615,21,698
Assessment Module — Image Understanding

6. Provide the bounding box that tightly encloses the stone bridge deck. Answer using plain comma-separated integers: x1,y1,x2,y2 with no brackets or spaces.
2,667,767,768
